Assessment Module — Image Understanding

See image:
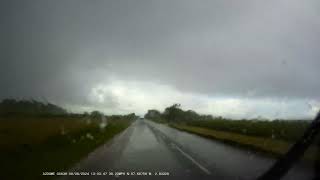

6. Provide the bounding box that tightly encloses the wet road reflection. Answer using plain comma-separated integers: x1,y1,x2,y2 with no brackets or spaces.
61,120,314,180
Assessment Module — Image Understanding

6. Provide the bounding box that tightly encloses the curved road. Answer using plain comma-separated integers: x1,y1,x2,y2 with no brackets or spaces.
60,120,314,180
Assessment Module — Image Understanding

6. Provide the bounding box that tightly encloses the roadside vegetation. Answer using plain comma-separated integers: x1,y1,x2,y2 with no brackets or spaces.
145,104,319,163
0,99,137,180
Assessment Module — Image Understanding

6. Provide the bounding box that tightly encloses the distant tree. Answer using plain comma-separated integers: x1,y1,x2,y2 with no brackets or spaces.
183,110,200,121
125,113,138,120
0,98,67,116
90,111,103,119
145,104,216,123
163,104,185,122
83,112,90,116
144,109,161,120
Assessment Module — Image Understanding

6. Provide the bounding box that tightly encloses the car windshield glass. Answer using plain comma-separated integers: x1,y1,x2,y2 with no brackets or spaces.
1,0,319,180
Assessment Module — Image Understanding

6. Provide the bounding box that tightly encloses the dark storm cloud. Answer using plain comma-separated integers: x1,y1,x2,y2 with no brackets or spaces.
1,0,320,116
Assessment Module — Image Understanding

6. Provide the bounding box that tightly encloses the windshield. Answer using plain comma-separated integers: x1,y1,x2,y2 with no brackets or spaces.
1,0,319,180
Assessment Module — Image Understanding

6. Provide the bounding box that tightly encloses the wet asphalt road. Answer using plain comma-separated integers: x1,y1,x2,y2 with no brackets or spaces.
59,120,314,180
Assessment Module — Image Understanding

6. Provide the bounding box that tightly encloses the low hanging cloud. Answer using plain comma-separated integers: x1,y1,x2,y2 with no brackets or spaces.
62,78,317,119
1,0,320,119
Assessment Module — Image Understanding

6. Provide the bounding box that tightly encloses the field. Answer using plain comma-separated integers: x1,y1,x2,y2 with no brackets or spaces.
181,119,311,142
0,116,133,180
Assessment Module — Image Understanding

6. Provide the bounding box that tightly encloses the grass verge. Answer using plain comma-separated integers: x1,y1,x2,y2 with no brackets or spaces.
0,117,133,180
169,123,319,164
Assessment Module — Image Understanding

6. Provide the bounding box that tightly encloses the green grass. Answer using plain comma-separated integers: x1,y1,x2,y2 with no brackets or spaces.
0,116,133,180
183,119,311,142
170,124,319,164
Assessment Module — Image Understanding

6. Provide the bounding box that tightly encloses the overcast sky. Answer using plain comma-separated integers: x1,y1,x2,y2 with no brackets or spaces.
1,0,320,119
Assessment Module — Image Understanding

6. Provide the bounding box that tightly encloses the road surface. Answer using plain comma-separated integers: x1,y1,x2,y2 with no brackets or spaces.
60,120,315,180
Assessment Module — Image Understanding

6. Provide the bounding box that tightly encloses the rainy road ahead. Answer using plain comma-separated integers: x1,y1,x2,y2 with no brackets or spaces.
61,120,314,180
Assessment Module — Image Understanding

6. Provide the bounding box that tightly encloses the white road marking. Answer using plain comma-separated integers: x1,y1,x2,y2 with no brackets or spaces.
170,143,211,175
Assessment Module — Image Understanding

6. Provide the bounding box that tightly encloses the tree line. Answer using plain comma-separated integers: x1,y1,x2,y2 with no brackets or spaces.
144,104,312,142
144,104,217,123
0,99,67,116
0,98,138,120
